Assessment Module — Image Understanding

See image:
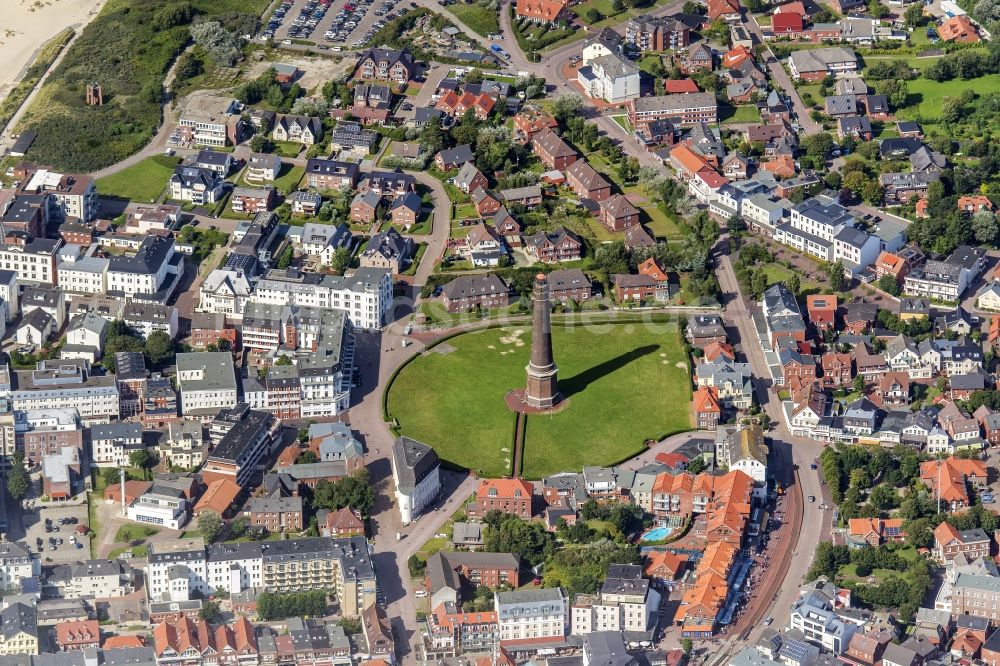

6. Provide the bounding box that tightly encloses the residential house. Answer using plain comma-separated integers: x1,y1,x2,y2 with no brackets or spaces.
272,115,322,145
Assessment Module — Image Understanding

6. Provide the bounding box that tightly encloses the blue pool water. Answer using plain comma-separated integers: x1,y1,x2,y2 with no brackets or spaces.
640,526,674,542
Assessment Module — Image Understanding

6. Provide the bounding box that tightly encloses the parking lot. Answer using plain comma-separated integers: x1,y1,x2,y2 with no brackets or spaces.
265,0,412,47
25,502,92,565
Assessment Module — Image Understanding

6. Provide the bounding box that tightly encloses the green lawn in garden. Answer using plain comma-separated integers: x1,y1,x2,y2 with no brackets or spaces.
720,103,762,124
273,165,305,195
386,321,692,478
449,2,500,36
575,0,625,24
114,524,159,543
95,155,180,202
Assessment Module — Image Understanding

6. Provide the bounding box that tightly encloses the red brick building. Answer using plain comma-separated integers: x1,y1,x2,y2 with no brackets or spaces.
469,478,534,519
566,160,611,201
599,194,641,231
532,128,578,170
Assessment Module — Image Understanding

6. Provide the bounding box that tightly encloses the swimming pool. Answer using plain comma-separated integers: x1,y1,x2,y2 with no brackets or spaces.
640,526,674,542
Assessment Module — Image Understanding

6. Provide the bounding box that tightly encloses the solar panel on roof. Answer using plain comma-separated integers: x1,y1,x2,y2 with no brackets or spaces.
884,527,901,536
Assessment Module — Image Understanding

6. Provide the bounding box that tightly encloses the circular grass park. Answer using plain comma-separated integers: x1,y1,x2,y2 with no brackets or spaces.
385,319,694,479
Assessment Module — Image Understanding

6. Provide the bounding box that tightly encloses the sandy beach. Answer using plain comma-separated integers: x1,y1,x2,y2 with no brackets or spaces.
0,0,104,96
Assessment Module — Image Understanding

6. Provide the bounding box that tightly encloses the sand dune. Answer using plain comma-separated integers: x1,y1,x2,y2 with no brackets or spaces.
0,0,104,95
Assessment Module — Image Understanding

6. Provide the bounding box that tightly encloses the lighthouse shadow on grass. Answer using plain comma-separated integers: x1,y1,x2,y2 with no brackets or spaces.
557,344,660,399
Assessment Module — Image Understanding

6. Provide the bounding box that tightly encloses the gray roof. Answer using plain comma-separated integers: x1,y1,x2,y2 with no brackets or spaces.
392,437,439,492
825,94,857,115
247,495,303,514
176,351,237,392
437,144,475,166
1,601,36,639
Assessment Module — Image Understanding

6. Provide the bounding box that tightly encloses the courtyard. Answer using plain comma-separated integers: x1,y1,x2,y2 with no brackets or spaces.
386,319,693,479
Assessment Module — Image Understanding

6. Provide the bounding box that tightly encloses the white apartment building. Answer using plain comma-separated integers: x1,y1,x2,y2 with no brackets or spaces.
57,256,109,294
0,238,61,286
45,560,132,599
197,269,253,319
496,588,567,643
147,537,377,617
570,565,659,636
176,352,238,418
0,270,17,322
741,194,790,236
788,591,858,654
11,359,119,423
91,422,143,468
0,542,38,592
249,266,392,330
392,436,441,525
147,538,211,602
106,236,180,298
833,227,882,275
578,53,640,104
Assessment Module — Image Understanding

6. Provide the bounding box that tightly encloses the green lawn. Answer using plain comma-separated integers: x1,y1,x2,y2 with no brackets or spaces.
96,155,180,202
387,321,692,478
611,115,632,133
114,524,159,543
272,140,304,157
720,103,762,124
448,2,500,36
763,264,820,292
894,73,1000,122
273,164,305,195
576,0,626,24
108,544,148,559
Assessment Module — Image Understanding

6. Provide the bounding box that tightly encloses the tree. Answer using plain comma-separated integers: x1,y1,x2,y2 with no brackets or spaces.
877,274,900,296
230,515,249,538
129,449,154,477
904,3,925,26
869,483,899,510
687,457,706,474
408,554,426,577
592,240,629,277
329,247,351,275
585,8,603,22
145,331,175,368
827,260,846,291
483,511,556,567
5,452,29,500
552,94,584,123
312,469,376,518
189,21,242,67
198,511,224,543
802,132,834,159
296,450,319,464
880,79,909,110
277,245,294,269
972,208,999,246
274,355,293,367
200,600,221,621
853,373,865,393
785,274,800,295
681,639,693,655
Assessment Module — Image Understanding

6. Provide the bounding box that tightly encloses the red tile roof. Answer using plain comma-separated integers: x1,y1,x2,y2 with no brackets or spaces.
516,0,568,22
193,478,241,516
708,0,740,19
477,478,534,500
665,79,700,93
771,11,804,33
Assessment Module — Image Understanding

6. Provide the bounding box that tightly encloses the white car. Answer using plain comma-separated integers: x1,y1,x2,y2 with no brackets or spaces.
415,590,428,598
